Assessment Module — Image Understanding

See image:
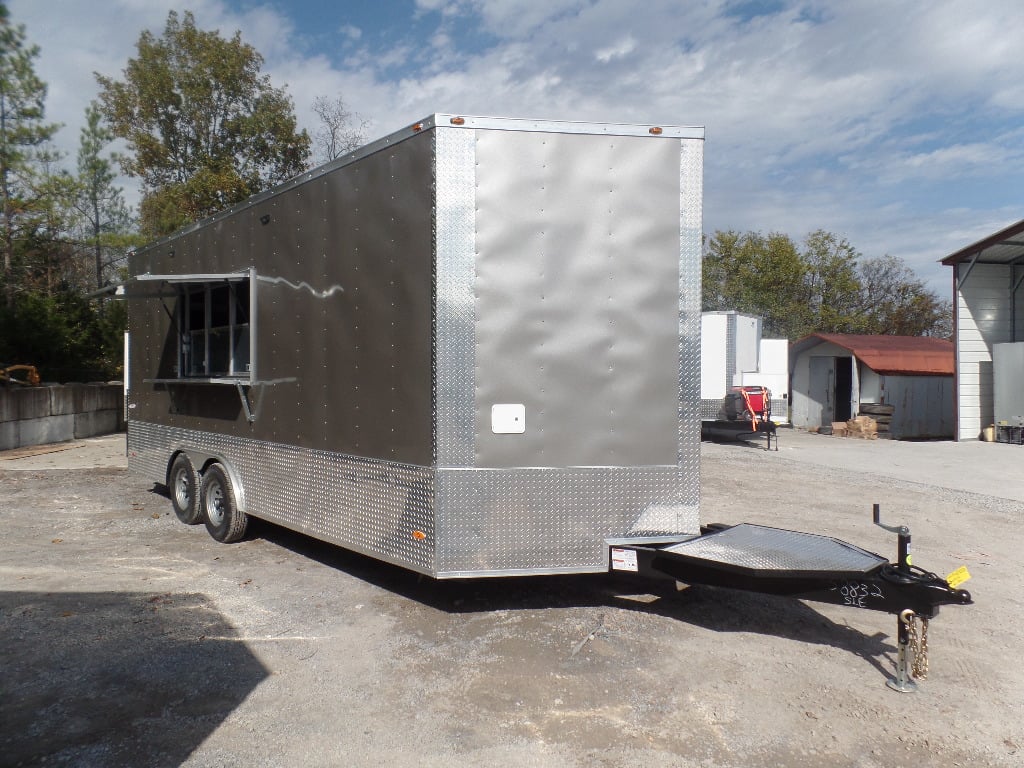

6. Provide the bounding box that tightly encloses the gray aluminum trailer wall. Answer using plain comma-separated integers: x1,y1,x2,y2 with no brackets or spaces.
128,115,704,577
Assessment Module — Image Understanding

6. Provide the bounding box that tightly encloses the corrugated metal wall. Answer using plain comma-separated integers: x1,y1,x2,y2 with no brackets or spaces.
883,375,954,439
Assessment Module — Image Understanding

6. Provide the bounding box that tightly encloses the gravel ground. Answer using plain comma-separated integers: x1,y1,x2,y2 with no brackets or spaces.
1,431,1021,767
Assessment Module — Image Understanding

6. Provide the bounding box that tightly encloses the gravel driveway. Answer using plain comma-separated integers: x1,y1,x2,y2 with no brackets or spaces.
1,431,1020,767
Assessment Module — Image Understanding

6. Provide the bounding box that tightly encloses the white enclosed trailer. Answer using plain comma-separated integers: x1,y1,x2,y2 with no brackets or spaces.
700,311,789,423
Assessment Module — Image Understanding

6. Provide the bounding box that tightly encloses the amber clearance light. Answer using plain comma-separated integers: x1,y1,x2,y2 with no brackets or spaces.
649,126,663,135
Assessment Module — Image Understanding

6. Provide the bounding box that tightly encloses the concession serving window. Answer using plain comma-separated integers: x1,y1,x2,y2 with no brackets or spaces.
134,269,256,385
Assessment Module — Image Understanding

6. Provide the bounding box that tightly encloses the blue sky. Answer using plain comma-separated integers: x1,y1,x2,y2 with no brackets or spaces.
10,0,1024,294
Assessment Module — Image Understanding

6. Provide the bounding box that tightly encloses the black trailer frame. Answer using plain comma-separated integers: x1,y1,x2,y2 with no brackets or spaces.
609,505,971,692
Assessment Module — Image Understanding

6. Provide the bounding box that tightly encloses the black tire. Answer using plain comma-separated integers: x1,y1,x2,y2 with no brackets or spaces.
168,454,203,524
201,463,248,543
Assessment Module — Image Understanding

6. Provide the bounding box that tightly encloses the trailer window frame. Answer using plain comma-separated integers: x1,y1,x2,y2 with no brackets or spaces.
133,269,256,385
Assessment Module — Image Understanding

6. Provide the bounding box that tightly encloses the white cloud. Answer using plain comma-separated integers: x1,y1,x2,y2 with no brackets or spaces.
6,0,1022,297
595,36,636,64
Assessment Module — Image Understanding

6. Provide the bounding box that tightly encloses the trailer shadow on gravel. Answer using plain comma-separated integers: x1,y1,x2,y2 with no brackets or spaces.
0,590,268,768
251,519,897,681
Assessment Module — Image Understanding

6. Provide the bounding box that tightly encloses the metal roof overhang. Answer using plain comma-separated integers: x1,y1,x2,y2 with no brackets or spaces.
940,218,1024,287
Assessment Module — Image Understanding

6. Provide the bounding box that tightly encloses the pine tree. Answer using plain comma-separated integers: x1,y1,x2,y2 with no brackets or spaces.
0,2,59,308
76,101,132,292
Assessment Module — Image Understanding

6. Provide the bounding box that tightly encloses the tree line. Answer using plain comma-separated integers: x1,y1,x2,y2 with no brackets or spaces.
703,230,951,339
0,7,365,381
0,5,950,383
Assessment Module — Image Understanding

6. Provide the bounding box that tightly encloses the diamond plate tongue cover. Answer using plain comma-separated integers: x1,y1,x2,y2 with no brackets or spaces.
664,524,886,573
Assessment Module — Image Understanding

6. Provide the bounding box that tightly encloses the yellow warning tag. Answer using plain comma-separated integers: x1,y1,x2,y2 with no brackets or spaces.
946,566,971,589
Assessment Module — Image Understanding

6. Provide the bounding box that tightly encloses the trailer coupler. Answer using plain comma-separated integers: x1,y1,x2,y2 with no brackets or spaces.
610,506,972,691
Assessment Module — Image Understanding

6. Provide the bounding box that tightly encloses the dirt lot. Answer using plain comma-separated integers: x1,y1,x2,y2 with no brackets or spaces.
1,431,1021,767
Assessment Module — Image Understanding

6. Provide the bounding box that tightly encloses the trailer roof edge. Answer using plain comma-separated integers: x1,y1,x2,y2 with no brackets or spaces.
421,113,705,139
131,114,705,258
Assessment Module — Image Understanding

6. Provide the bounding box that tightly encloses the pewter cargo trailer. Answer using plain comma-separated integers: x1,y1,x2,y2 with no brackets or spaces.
127,116,973,688
127,115,706,577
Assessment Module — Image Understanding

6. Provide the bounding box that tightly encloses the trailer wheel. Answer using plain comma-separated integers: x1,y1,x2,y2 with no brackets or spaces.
169,454,203,525
201,463,248,543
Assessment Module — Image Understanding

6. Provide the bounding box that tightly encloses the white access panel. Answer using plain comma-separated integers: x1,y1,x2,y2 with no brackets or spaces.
701,313,728,399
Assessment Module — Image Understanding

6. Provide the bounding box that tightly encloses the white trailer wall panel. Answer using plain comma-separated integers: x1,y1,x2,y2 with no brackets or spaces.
737,339,789,423
700,311,784,420
700,313,728,403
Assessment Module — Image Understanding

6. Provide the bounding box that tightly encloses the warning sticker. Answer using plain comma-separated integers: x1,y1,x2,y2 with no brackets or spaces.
611,548,638,572
946,565,971,589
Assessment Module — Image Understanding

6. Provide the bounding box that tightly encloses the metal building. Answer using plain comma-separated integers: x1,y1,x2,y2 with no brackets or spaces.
790,334,954,439
941,219,1024,441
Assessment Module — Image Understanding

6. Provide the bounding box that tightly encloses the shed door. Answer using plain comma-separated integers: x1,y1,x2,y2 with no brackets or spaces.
808,357,834,427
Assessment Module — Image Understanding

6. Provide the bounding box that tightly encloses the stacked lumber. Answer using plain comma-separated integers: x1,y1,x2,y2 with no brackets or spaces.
845,415,878,439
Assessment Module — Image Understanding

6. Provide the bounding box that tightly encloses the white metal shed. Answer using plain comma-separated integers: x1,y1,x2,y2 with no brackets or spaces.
941,219,1024,441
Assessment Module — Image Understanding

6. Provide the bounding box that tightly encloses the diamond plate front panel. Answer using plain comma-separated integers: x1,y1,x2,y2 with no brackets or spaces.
664,524,885,573
434,127,478,468
130,421,436,574
678,138,704,503
436,467,699,576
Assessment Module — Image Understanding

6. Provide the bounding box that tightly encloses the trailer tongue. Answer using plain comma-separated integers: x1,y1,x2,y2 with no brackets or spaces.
611,505,972,693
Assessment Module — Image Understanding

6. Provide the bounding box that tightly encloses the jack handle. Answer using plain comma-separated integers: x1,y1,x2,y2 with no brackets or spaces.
873,503,912,574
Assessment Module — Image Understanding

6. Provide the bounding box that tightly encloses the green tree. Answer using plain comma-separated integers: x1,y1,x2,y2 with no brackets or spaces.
75,101,133,292
16,144,81,295
799,230,865,334
703,229,949,338
856,254,951,336
702,230,809,337
0,287,126,380
0,2,60,307
96,10,310,238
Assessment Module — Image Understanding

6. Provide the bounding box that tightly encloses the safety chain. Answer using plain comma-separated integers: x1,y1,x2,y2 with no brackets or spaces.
906,613,930,680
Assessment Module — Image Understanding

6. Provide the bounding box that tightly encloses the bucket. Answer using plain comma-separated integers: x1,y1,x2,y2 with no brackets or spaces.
982,425,995,442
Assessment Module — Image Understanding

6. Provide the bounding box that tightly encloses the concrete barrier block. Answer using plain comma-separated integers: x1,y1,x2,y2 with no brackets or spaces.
18,415,74,446
0,420,18,451
49,384,76,416
74,410,121,439
0,390,18,423
16,388,52,420
99,385,124,412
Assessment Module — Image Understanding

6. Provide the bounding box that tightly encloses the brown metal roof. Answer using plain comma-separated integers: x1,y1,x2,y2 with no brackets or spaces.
793,334,954,376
